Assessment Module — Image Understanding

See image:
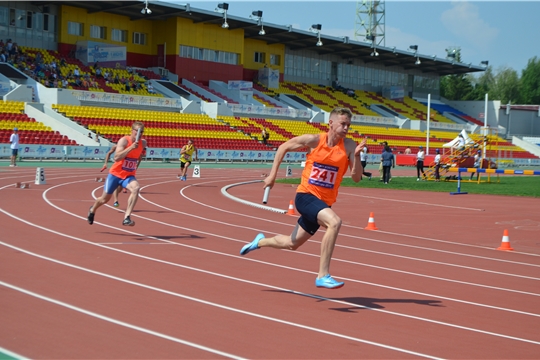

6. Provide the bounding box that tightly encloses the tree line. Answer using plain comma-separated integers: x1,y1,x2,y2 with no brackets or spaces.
440,56,540,105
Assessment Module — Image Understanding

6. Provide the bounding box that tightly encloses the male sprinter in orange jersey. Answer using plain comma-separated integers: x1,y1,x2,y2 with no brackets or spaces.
240,107,366,289
88,121,146,226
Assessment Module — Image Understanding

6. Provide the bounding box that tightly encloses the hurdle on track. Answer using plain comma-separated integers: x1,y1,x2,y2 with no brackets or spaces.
447,167,540,195
448,168,540,176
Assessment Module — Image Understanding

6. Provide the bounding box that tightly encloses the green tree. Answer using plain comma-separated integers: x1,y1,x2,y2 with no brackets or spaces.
440,73,475,100
490,66,520,104
520,56,540,104
470,66,495,100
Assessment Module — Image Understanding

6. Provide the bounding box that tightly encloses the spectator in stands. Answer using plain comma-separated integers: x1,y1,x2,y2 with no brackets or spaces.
261,128,270,145
470,150,482,181
434,149,441,182
88,132,93,139
178,139,198,181
147,83,156,94
239,107,367,289
404,146,412,154
73,67,80,77
87,121,146,227
127,66,133,74
9,127,19,167
381,144,394,184
60,57,66,67
416,145,427,181
95,134,100,144
360,145,372,180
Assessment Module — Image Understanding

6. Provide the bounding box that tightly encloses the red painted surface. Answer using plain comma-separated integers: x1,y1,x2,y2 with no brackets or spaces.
1,165,539,359
170,57,244,83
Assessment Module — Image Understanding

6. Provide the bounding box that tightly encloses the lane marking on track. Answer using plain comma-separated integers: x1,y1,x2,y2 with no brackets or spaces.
341,192,486,211
1,239,540,353
2,179,540,348
173,178,540,263
0,279,247,360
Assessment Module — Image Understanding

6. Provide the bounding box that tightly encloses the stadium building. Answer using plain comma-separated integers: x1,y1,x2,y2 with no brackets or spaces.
0,0,539,167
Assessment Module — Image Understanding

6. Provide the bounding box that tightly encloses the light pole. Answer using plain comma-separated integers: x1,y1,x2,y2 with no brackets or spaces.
506,102,511,139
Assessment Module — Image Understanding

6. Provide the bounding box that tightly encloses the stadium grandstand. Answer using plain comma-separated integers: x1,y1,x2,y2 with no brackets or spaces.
1,1,539,166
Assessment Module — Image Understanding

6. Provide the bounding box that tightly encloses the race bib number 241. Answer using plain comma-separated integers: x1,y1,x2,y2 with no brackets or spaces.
308,162,338,189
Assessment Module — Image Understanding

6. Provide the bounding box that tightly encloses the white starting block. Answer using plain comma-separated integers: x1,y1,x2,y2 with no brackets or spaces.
95,177,104,182
192,165,201,178
35,167,46,185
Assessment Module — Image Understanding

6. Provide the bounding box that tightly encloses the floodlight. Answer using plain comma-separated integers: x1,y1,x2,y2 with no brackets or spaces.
141,0,152,14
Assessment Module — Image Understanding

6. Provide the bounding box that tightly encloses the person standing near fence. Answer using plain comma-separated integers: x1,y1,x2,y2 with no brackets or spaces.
434,149,441,182
9,127,19,167
470,149,481,181
360,146,372,180
381,145,394,184
416,145,427,181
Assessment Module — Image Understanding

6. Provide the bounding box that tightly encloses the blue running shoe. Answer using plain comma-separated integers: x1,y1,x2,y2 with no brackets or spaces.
240,233,264,255
315,274,344,289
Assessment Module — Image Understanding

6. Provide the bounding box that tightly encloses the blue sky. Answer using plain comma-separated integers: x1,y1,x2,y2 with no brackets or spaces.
160,1,539,76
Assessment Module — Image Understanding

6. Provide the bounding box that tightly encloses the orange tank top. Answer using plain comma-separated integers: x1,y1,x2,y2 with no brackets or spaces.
296,133,349,206
110,136,143,179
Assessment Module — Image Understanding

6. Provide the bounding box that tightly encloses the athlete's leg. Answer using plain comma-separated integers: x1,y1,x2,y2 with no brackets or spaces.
315,207,342,278
124,178,141,218
181,161,191,177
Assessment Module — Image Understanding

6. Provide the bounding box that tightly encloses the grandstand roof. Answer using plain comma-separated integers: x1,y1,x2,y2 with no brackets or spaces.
38,0,485,76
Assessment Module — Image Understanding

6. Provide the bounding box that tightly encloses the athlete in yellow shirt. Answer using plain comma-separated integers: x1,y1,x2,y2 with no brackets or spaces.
178,139,198,181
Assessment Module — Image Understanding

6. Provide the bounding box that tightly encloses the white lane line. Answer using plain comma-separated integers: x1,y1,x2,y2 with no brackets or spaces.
2,238,540,352
0,185,540,338
342,192,486,211
0,242,443,360
75,180,540,300
3,180,540,346
176,178,540,260
3,178,540,308
0,280,246,360
0,346,29,360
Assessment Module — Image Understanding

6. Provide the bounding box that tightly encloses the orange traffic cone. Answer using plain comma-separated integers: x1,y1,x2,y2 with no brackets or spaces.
497,229,514,251
286,200,297,216
365,212,378,230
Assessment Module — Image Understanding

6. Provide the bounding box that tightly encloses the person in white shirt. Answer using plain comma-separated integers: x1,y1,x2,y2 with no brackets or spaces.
434,148,441,182
9,127,20,167
470,150,482,180
360,146,372,180
455,134,465,151
416,145,427,181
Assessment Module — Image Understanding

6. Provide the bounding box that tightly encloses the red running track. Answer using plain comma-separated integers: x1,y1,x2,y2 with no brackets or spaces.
0,166,539,359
